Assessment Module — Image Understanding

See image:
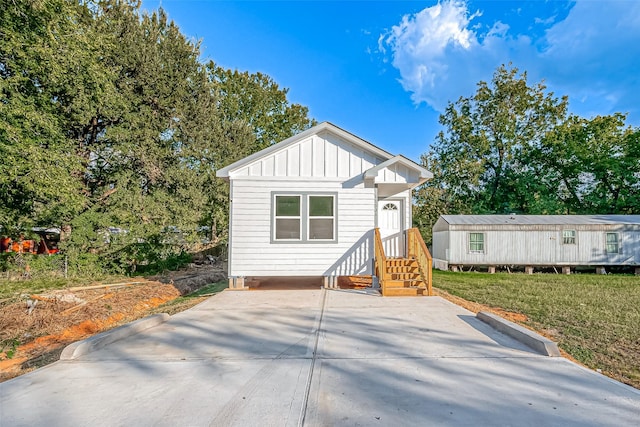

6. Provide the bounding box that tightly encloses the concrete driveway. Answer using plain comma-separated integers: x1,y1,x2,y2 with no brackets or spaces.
1,289,639,426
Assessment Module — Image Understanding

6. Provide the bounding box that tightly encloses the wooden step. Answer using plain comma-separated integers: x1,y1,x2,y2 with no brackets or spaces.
382,286,427,297
384,279,426,288
385,258,418,267
386,268,418,275
390,272,421,280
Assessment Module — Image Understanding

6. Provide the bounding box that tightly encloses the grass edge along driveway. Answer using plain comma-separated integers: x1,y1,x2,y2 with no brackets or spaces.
432,270,640,390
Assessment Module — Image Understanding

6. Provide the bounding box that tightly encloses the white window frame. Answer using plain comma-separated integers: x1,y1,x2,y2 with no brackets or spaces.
605,232,621,254
469,232,485,254
307,195,336,241
273,195,302,241
562,229,576,245
272,192,337,243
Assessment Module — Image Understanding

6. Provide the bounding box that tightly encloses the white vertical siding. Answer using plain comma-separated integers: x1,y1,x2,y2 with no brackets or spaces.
373,164,420,184
229,133,386,179
432,231,449,260
229,179,376,277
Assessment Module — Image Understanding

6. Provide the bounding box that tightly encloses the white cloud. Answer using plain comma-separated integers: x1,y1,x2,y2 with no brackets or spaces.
379,0,486,109
381,0,640,123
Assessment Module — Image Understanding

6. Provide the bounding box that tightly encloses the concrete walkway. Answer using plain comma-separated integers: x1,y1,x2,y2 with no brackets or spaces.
1,289,639,426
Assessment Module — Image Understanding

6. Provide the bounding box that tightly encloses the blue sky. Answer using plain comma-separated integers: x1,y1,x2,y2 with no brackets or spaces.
142,1,640,161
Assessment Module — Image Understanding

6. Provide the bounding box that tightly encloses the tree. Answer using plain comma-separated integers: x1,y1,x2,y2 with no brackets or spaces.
204,63,316,243
208,63,316,153
433,64,568,213
536,114,640,214
0,0,89,233
1,0,316,273
414,65,569,236
414,64,640,239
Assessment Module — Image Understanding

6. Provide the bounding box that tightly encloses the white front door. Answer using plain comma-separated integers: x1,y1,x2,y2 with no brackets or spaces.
378,200,404,257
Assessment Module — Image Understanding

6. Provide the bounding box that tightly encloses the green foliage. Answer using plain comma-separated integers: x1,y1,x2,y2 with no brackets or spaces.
536,113,640,213
415,64,640,239
1,0,314,273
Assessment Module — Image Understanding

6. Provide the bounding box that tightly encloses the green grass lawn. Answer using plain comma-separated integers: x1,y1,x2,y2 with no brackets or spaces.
433,270,640,389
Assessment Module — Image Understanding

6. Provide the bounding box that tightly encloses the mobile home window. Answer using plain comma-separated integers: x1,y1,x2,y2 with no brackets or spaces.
469,233,485,253
562,230,576,245
274,195,301,240
605,232,620,254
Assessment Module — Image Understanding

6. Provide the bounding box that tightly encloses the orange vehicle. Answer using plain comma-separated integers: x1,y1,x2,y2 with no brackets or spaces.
0,229,60,255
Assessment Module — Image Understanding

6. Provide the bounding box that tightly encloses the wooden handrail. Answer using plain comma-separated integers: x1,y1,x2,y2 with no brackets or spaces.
373,228,389,294
406,228,433,296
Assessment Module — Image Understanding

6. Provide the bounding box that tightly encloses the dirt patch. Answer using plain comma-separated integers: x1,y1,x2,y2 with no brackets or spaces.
0,265,226,382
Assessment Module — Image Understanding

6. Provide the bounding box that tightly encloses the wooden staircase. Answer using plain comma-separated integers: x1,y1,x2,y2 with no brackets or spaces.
384,258,428,296
374,228,433,297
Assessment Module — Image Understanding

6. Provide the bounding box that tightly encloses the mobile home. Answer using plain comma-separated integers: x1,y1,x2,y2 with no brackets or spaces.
432,215,640,274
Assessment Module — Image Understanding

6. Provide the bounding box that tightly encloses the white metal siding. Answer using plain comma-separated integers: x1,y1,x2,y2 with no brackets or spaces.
229,179,376,276
230,134,384,179
432,231,449,260
441,228,640,266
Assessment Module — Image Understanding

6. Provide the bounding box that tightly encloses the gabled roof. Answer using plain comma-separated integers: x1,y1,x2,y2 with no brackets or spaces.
438,215,640,226
363,155,433,182
216,121,395,178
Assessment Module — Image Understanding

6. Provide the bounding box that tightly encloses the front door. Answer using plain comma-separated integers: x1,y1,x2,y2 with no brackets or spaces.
378,200,404,257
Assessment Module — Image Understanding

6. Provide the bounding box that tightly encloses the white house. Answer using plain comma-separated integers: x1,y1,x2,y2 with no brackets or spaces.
432,215,640,274
216,122,432,288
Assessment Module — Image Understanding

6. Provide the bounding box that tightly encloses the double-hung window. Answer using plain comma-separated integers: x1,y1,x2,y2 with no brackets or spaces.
562,230,576,245
308,196,334,240
605,232,620,254
273,193,336,242
469,232,485,253
274,195,301,240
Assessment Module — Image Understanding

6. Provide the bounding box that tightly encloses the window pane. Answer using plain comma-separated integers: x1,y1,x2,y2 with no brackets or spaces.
470,233,484,252
309,196,333,217
606,233,618,253
563,230,576,244
275,219,300,239
276,196,300,216
309,219,334,240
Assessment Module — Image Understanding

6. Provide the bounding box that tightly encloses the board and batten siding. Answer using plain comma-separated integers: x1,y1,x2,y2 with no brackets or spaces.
229,179,375,277
437,225,640,266
231,133,385,179
372,165,421,184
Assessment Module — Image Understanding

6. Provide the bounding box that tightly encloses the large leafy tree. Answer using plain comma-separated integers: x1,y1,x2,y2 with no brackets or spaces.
429,64,569,215
0,0,89,233
536,113,640,214
415,64,639,243
1,0,315,272
208,63,316,153
204,63,316,243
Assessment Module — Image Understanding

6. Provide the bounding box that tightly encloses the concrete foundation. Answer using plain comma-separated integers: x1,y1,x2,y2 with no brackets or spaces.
488,266,496,274
596,267,607,275
525,266,534,275
562,266,571,275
